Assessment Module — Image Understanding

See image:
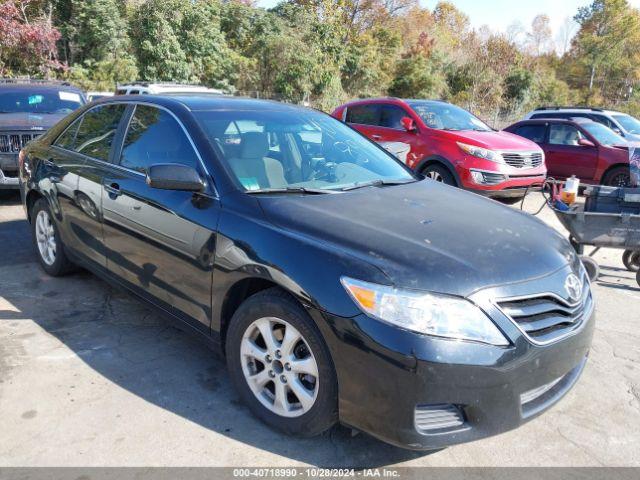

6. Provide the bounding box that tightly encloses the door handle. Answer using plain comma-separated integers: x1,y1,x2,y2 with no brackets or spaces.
371,134,382,140
104,182,122,197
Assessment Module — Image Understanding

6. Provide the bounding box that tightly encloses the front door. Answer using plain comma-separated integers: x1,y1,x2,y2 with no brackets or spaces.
102,104,220,330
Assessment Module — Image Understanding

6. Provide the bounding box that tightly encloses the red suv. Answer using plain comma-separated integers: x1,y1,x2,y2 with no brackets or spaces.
504,117,633,187
332,98,546,202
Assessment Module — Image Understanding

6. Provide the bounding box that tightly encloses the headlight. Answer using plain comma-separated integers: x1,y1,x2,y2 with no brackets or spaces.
457,142,504,164
341,277,509,346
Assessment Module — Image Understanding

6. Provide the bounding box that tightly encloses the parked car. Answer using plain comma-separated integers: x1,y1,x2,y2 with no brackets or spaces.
332,98,546,203
115,82,226,96
505,117,634,187
524,106,640,143
0,79,85,190
87,91,114,102
19,95,593,450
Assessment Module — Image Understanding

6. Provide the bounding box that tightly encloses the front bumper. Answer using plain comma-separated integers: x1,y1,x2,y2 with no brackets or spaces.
316,269,594,450
0,154,19,189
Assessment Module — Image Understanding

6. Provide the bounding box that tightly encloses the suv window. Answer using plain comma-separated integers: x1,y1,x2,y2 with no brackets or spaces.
119,105,199,173
589,114,615,130
514,124,546,143
549,124,584,146
345,104,380,126
379,105,408,129
63,104,126,160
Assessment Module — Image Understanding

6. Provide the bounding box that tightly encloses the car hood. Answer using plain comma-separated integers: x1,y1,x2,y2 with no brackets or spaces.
451,129,541,151
0,112,65,131
258,181,576,297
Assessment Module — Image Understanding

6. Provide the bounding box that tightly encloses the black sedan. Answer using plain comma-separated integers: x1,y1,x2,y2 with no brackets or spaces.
18,95,594,450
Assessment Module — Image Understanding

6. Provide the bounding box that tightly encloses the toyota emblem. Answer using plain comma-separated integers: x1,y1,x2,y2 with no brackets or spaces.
564,274,582,302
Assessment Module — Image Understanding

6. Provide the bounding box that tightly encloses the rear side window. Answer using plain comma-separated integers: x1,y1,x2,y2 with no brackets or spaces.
59,104,126,161
119,105,199,173
345,104,380,126
514,124,546,143
379,106,408,129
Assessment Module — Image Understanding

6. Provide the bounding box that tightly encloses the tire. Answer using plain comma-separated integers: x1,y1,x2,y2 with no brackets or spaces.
30,198,75,276
602,166,631,187
580,255,600,282
422,164,456,186
622,250,640,272
498,196,525,206
226,288,338,437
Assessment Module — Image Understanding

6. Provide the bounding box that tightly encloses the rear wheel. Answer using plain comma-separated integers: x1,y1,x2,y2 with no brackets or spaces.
31,198,74,276
622,250,640,272
602,166,631,187
422,164,456,186
226,288,338,437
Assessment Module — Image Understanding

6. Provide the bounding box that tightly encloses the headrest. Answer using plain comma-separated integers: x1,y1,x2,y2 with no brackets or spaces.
240,132,269,158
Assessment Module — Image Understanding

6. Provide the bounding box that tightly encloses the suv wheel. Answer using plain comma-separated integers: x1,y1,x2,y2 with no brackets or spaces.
602,166,631,187
226,288,338,436
423,164,456,186
31,198,74,276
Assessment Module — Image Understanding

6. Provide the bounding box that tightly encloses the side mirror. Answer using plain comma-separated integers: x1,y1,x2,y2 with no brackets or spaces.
613,128,623,135
578,138,595,148
146,164,205,192
401,116,417,132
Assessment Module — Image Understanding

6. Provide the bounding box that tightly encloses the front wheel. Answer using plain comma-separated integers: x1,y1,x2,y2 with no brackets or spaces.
226,288,338,437
422,164,456,186
498,196,525,206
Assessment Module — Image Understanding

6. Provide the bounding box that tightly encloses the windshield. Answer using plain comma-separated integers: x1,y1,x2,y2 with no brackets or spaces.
407,101,492,132
612,114,640,135
194,109,415,192
581,122,627,146
0,90,84,114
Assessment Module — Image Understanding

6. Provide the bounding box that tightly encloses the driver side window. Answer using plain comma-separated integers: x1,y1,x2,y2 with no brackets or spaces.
119,105,200,174
549,124,584,146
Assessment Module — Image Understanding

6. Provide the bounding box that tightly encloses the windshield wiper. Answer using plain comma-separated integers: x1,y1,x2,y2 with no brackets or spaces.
246,187,337,195
341,179,416,191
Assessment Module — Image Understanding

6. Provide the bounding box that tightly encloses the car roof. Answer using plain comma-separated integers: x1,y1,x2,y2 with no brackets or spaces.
98,94,313,113
531,107,621,116
0,83,83,93
513,117,594,126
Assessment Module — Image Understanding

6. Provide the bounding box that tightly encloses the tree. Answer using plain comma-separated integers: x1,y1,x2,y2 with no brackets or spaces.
0,0,62,76
572,0,640,91
527,15,553,55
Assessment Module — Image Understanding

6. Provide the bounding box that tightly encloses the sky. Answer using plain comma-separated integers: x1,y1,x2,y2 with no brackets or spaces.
257,0,640,49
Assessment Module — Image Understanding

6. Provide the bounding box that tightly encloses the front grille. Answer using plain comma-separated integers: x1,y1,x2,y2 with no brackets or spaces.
0,131,42,153
414,404,466,433
496,274,592,344
501,151,543,169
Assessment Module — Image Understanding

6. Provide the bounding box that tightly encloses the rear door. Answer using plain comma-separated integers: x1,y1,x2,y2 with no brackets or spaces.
48,103,128,268
101,103,220,331
544,123,598,180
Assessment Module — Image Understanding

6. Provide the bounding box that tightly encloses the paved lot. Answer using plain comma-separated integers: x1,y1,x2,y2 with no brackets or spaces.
0,190,639,467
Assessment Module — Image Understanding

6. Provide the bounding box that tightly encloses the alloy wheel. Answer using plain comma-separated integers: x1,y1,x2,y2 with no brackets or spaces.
426,170,444,182
240,317,319,418
35,210,56,266
609,173,630,187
